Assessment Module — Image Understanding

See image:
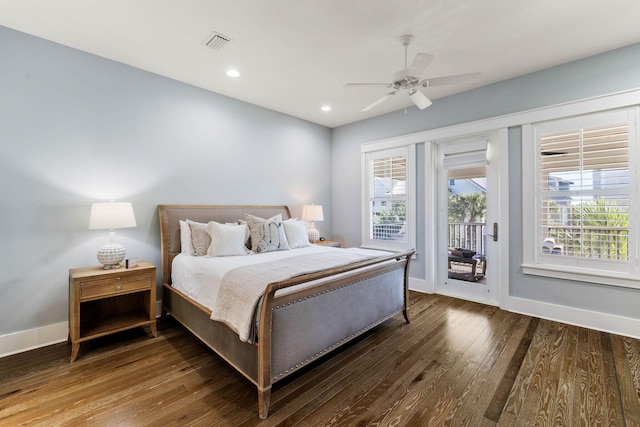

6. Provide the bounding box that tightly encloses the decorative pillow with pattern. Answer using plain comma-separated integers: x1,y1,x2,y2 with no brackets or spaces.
245,213,290,253
187,219,210,256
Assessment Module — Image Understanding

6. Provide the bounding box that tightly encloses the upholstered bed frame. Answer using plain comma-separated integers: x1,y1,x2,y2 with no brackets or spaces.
158,205,413,419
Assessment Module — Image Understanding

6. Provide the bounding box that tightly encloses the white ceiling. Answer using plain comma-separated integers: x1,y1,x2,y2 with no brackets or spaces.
2,0,640,128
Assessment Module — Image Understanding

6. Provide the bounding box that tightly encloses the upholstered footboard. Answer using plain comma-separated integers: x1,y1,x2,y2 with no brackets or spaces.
270,266,405,380
255,252,412,418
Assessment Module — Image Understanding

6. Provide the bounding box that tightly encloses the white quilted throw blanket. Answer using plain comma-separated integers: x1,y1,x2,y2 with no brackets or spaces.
211,250,375,343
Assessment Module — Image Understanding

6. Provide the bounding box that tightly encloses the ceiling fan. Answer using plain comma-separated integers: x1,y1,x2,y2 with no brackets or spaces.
345,35,481,112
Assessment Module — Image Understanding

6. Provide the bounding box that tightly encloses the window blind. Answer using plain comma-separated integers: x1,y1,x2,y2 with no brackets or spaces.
370,156,406,197
537,121,630,262
363,145,413,249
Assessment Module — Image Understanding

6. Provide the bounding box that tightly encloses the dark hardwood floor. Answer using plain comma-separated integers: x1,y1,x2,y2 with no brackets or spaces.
1,292,639,426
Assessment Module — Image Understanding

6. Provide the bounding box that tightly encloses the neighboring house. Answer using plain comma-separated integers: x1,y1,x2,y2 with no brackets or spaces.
447,178,486,197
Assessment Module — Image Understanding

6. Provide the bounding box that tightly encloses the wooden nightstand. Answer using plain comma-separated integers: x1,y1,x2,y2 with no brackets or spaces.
68,261,156,362
316,239,341,248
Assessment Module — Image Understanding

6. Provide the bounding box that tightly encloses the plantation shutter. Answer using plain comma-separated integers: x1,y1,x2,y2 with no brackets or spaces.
368,148,407,243
536,113,631,262
370,156,406,198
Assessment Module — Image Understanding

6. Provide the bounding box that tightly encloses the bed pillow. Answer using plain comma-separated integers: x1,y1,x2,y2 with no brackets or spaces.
187,219,210,256
179,220,195,254
237,220,252,249
245,213,290,253
206,221,248,257
283,218,310,249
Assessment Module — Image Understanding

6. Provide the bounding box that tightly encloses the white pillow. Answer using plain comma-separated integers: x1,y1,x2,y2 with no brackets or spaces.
187,219,210,256
207,221,248,257
245,213,290,253
283,219,310,249
179,220,195,254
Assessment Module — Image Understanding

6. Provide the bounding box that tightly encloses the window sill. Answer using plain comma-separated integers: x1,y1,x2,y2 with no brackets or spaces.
521,263,640,290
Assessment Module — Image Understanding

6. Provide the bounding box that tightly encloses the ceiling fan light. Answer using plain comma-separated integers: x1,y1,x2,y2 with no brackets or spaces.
409,90,432,109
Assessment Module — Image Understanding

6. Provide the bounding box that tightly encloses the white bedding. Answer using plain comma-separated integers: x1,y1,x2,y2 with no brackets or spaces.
171,245,390,313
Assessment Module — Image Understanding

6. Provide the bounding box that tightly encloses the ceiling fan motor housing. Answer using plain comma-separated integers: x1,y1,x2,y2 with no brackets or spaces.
392,70,420,90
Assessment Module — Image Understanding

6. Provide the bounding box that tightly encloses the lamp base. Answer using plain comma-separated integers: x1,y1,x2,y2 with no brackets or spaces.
97,242,126,269
307,223,320,243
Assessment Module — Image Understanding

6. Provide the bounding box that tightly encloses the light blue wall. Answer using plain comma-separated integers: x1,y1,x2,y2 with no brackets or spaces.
0,26,331,336
332,43,640,318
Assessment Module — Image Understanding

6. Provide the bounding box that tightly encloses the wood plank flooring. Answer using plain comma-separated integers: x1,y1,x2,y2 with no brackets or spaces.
1,292,639,426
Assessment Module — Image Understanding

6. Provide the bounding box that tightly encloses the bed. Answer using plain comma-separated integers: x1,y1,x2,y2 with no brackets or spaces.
158,205,414,419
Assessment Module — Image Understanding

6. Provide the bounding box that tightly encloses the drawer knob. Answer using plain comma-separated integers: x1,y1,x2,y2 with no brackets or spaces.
116,284,122,291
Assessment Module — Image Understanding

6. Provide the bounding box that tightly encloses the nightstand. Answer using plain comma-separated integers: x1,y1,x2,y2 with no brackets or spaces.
68,261,156,362
316,239,341,248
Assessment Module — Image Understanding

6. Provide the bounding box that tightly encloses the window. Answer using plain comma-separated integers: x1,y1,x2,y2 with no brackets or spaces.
523,107,639,286
362,145,415,251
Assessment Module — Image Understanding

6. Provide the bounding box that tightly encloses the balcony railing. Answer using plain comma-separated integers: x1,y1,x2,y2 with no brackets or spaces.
448,222,486,255
373,221,487,253
372,222,405,240
544,225,628,261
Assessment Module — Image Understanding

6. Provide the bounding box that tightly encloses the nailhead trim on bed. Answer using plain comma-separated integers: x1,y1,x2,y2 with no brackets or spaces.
272,310,399,381
271,269,402,380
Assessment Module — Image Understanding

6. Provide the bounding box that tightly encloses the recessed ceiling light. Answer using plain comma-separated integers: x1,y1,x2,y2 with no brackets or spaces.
226,69,240,78
321,105,331,112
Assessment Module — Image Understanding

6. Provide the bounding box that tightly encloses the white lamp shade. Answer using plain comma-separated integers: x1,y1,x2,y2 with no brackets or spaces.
89,202,137,230
302,205,324,222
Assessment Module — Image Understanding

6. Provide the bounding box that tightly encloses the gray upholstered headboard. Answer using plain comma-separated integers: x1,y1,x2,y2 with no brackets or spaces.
157,205,292,285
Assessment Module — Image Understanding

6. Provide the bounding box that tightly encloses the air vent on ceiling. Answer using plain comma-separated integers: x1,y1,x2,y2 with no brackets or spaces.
204,31,232,50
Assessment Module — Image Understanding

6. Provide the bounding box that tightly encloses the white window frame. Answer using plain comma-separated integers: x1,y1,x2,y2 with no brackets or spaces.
522,106,640,289
361,141,416,252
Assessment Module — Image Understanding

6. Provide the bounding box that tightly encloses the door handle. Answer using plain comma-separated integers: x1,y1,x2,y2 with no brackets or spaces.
485,223,498,242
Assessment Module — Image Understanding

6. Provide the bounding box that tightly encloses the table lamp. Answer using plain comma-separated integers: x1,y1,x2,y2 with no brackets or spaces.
89,201,137,269
302,204,323,243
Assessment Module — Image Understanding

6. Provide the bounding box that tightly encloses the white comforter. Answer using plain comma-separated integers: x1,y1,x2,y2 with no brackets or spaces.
171,245,390,313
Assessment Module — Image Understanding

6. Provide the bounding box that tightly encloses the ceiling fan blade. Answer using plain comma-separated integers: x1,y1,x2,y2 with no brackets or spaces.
345,82,392,87
406,53,434,78
361,91,396,112
421,72,481,88
408,90,432,110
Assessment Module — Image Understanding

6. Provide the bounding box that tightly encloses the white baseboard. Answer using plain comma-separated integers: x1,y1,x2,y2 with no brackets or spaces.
409,277,431,294
504,295,640,340
409,280,640,339
1,301,166,358
0,321,68,358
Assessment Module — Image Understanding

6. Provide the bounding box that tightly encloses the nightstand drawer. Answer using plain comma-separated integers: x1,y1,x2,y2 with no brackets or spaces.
80,275,151,300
